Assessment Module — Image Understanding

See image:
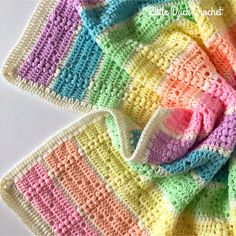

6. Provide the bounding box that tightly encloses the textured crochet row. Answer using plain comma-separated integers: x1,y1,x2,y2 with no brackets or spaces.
1,0,236,235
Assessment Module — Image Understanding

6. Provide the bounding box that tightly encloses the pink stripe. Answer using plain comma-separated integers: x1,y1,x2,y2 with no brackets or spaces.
206,76,236,107
16,164,98,236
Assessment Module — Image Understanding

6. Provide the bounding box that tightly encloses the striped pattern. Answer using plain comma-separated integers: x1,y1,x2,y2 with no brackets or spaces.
45,141,146,235
16,164,98,236
1,0,236,235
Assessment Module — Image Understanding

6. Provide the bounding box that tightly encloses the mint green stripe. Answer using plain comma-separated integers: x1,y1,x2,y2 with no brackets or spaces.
89,56,130,108
157,173,198,212
185,183,229,219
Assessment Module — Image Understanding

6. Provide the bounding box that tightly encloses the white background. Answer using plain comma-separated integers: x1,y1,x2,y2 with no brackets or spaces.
0,1,82,235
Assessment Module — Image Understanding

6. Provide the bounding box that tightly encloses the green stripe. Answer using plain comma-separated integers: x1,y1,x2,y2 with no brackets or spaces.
157,173,198,212
185,183,229,219
89,56,130,108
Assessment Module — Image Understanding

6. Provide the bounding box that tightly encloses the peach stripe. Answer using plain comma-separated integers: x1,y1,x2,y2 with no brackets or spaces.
206,33,236,87
158,42,217,108
45,141,146,236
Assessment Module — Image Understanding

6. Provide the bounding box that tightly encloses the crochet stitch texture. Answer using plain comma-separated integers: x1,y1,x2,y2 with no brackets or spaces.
1,0,236,235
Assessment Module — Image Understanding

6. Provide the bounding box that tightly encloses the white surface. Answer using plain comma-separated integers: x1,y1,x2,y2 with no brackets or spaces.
0,1,82,235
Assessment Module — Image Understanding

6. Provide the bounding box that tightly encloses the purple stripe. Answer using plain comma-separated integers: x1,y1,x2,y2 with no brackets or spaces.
148,130,195,164
74,0,103,6
202,113,236,150
18,0,80,86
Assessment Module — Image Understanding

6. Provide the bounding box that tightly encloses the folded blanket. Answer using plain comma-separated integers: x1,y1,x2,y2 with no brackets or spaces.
1,0,236,235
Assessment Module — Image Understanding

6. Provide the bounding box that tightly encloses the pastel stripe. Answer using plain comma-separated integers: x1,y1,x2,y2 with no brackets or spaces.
89,55,131,108
189,0,225,40
201,113,236,150
120,80,161,127
157,172,198,212
206,33,236,87
126,23,191,90
148,130,198,164
16,164,98,236
52,27,102,100
75,119,178,235
157,42,218,108
45,141,146,236
194,155,227,183
174,214,232,235
18,0,80,86
186,182,229,219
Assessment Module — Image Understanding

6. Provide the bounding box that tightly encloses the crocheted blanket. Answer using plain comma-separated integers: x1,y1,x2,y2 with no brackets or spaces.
1,0,236,235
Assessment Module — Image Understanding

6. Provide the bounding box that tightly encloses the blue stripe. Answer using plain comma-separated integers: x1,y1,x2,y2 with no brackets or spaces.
80,0,184,36
194,153,227,183
52,27,102,100
161,149,221,175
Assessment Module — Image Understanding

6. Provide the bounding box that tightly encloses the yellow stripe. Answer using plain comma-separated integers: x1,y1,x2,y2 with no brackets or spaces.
230,204,236,235
76,119,177,235
120,80,161,127
126,23,192,89
189,0,226,40
174,213,233,235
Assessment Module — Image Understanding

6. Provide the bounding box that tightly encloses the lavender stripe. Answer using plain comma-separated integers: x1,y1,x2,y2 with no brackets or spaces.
18,0,80,86
74,0,103,6
148,130,196,164
202,113,236,150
